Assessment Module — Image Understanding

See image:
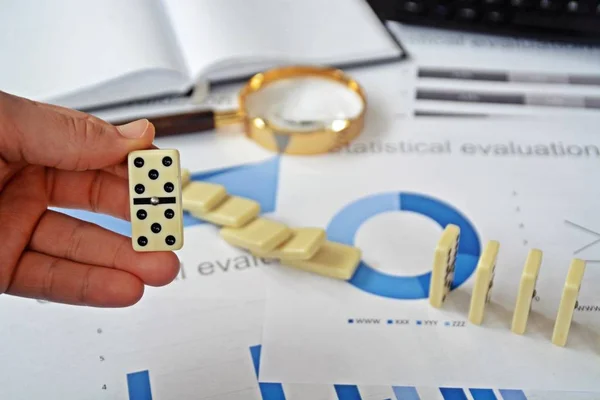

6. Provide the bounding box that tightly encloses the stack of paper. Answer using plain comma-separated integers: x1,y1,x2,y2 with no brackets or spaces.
3,58,600,398
0,0,404,110
2,6,600,400
387,22,600,118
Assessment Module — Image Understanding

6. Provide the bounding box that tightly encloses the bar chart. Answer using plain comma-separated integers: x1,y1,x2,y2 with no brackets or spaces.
127,370,152,400
413,66,600,117
125,346,530,400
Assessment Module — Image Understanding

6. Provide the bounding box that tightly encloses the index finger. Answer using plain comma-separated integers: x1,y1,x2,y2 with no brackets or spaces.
0,91,155,171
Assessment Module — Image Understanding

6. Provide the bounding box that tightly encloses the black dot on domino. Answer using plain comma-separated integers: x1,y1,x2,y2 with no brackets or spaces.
164,209,175,219
135,184,145,194
164,182,174,193
165,235,176,246
137,236,148,246
151,223,162,234
148,169,159,180
134,157,144,168
162,156,172,167
137,209,147,220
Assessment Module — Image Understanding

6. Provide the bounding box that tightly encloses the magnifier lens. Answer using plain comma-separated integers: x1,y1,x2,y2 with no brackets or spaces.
243,76,364,132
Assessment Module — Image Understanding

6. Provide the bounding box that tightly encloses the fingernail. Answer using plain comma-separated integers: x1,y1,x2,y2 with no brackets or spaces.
117,119,148,139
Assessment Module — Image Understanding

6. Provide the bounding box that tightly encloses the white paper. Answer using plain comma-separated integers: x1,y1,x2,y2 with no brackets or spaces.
387,22,600,118
258,118,600,392
3,117,600,398
9,293,593,400
390,22,600,72
0,0,188,107
3,58,600,398
161,0,403,82
96,27,600,124
0,0,403,110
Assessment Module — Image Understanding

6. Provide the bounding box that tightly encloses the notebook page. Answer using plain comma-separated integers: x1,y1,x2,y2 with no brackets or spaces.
0,0,188,107
161,0,403,82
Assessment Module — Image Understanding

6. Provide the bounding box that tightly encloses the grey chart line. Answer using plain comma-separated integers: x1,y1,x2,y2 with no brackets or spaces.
564,220,600,237
564,219,600,262
574,237,600,255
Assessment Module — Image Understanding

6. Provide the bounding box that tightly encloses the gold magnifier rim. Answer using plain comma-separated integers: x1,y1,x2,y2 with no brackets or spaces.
237,65,367,155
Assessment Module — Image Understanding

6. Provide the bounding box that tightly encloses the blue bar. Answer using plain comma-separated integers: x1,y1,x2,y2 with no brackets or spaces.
439,388,469,400
499,389,528,400
334,384,362,400
127,370,152,400
470,389,498,400
393,386,420,399
249,345,286,400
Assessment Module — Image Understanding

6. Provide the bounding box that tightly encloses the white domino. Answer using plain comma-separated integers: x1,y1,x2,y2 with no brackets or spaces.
429,224,460,308
468,240,500,325
128,149,184,252
552,258,586,347
511,249,542,335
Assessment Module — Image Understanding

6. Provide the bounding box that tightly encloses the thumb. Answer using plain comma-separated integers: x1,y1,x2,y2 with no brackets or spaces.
0,91,155,170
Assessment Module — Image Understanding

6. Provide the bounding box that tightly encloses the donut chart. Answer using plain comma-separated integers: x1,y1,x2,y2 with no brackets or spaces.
326,192,481,300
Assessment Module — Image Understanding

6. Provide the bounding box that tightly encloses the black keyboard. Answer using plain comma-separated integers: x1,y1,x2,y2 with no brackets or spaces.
367,0,600,44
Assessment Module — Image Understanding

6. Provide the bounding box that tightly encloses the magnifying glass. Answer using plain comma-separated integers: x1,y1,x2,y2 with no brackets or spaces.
112,65,367,155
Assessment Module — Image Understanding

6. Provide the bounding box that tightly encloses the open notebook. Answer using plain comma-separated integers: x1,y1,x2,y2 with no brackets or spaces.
1,0,404,110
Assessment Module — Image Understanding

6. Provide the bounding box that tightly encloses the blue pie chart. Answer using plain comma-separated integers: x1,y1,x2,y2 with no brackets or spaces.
326,192,481,300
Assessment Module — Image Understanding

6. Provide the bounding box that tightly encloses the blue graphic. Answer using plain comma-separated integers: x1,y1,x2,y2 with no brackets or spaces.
125,361,529,400
334,385,363,400
327,192,481,299
470,389,498,399
250,345,286,400
101,167,530,400
440,388,469,400
183,156,280,227
499,390,527,400
393,386,420,399
54,157,280,236
250,345,365,400
247,345,529,400
127,370,152,400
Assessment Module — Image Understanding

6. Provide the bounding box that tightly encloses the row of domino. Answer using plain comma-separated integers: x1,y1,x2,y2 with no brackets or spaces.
180,170,362,280
429,224,586,348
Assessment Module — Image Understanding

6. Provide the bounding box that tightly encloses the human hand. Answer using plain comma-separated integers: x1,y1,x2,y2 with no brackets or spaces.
0,91,180,307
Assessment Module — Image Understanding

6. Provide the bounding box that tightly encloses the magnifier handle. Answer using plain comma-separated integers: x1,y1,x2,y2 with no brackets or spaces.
111,110,216,137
